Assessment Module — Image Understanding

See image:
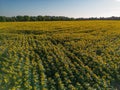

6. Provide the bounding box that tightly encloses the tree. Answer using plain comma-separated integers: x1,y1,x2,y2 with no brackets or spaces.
0,16,6,22
37,15,44,21
24,16,30,21
30,16,37,21
16,16,24,21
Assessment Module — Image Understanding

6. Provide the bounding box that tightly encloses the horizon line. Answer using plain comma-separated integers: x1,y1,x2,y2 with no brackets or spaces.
0,15,120,19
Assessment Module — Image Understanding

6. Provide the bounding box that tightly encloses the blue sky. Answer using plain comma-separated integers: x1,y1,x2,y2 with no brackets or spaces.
0,0,120,18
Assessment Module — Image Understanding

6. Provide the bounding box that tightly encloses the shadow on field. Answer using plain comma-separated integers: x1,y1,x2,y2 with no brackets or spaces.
111,81,120,90
10,30,47,35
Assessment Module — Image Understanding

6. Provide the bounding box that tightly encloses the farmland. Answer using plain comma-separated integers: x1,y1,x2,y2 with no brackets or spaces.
0,21,120,90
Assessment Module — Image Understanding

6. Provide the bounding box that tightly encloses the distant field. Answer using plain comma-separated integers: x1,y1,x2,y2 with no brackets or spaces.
0,21,120,90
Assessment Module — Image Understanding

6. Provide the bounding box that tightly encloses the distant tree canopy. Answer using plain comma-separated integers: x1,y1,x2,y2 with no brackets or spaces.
0,15,120,22
0,15,74,22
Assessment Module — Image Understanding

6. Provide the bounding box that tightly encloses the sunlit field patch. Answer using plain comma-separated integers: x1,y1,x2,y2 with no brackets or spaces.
0,21,120,90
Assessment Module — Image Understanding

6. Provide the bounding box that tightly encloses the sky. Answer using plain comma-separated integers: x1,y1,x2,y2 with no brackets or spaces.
0,0,120,18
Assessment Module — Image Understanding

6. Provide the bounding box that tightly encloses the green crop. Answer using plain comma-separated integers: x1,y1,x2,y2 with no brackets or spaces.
0,21,120,90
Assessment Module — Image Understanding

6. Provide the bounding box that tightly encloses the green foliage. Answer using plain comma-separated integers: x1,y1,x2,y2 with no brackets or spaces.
0,21,120,90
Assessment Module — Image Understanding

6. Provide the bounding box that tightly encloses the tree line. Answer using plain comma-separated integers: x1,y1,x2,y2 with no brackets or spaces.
0,16,74,22
0,15,120,22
